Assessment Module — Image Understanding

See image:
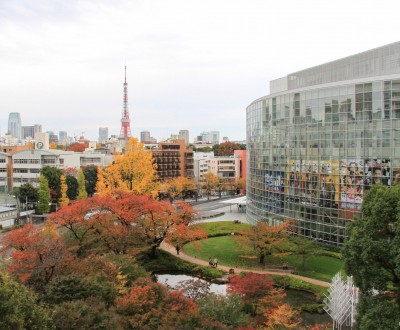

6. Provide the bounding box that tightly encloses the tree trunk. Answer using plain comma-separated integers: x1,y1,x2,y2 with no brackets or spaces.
150,245,157,259
259,254,265,264
176,246,180,255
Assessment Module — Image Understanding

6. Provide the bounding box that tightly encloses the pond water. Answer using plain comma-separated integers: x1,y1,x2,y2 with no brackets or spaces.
156,272,332,326
155,273,227,295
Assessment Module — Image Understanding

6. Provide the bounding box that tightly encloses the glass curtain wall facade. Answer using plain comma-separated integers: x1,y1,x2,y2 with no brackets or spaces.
246,42,400,245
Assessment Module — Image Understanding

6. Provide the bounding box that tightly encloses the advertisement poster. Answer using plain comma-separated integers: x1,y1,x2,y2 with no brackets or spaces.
286,160,339,208
339,160,364,211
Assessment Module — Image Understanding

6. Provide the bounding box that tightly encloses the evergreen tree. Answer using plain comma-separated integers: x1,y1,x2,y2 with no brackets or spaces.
38,175,51,213
77,169,88,200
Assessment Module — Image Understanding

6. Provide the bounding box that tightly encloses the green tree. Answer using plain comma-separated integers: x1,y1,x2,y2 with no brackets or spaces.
13,183,38,209
354,295,400,330
342,184,400,328
0,269,53,330
77,169,88,200
82,165,98,196
41,166,62,200
292,237,317,269
66,175,78,200
197,294,248,328
38,175,51,213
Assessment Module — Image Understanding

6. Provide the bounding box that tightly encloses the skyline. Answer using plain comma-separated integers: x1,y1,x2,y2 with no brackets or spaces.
1,0,400,141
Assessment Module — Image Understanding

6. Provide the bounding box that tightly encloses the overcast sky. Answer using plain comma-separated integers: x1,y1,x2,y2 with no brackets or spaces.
1,0,399,142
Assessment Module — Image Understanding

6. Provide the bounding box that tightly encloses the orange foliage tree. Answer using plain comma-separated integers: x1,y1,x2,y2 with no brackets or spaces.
235,220,290,264
227,272,285,315
50,193,198,258
166,223,207,255
0,223,69,286
264,303,302,329
116,279,199,329
67,142,88,152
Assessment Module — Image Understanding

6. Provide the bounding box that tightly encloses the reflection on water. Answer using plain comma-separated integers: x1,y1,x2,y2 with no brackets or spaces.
156,273,332,326
155,273,227,295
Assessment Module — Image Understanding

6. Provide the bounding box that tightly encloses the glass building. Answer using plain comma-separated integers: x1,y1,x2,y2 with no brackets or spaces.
246,42,400,245
8,112,22,140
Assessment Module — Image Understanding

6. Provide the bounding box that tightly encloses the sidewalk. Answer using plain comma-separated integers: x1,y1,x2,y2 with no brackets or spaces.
160,242,330,288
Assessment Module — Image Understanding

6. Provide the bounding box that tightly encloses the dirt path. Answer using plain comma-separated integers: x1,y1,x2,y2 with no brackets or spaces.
160,242,330,288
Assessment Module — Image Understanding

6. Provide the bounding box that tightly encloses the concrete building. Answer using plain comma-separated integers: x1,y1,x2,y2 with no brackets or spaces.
179,130,189,144
246,41,400,245
197,131,220,145
209,156,240,180
22,124,42,139
0,152,12,193
59,131,68,145
150,140,194,180
11,149,113,189
140,131,157,143
99,127,108,144
193,152,214,183
8,112,22,140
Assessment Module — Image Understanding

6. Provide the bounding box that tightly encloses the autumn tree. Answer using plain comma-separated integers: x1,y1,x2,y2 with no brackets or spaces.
264,303,302,329
50,193,197,258
116,278,199,329
59,175,70,208
67,142,88,152
235,220,289,264
96,138,157,197
236,177,246,194
38,174,51,213
201,172,220,199
166,223,207,255
77,168,88,200
161,177,197,201
0,223,68,288
227,272,285,315
213,141,241,156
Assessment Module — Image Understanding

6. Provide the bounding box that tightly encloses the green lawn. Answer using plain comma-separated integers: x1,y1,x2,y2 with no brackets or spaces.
184,235,343,282
192,221,252,237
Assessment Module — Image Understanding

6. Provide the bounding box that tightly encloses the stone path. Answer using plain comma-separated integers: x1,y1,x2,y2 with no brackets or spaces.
160,242,330,288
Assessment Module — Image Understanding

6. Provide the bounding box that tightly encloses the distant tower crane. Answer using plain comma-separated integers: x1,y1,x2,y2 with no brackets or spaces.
119,66,132,139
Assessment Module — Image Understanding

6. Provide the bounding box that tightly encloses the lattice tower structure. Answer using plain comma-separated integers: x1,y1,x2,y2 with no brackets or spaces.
119,66,132,139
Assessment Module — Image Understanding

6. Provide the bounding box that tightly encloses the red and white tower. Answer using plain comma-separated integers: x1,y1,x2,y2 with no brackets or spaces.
119,66,132,139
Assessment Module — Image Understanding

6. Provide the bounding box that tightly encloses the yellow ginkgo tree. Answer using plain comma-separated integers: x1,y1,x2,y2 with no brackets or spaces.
96,138,158,197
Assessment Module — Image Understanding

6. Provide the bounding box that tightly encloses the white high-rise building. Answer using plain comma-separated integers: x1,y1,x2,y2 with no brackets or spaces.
8,112,22,140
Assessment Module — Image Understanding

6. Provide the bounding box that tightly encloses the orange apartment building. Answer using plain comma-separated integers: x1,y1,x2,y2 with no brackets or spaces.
150,140,194,180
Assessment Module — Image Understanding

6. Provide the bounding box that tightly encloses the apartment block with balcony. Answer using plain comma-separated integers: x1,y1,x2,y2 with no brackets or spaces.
151,140,194,180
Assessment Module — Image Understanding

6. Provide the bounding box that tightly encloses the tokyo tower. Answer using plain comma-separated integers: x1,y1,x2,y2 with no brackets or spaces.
119,66,132,139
